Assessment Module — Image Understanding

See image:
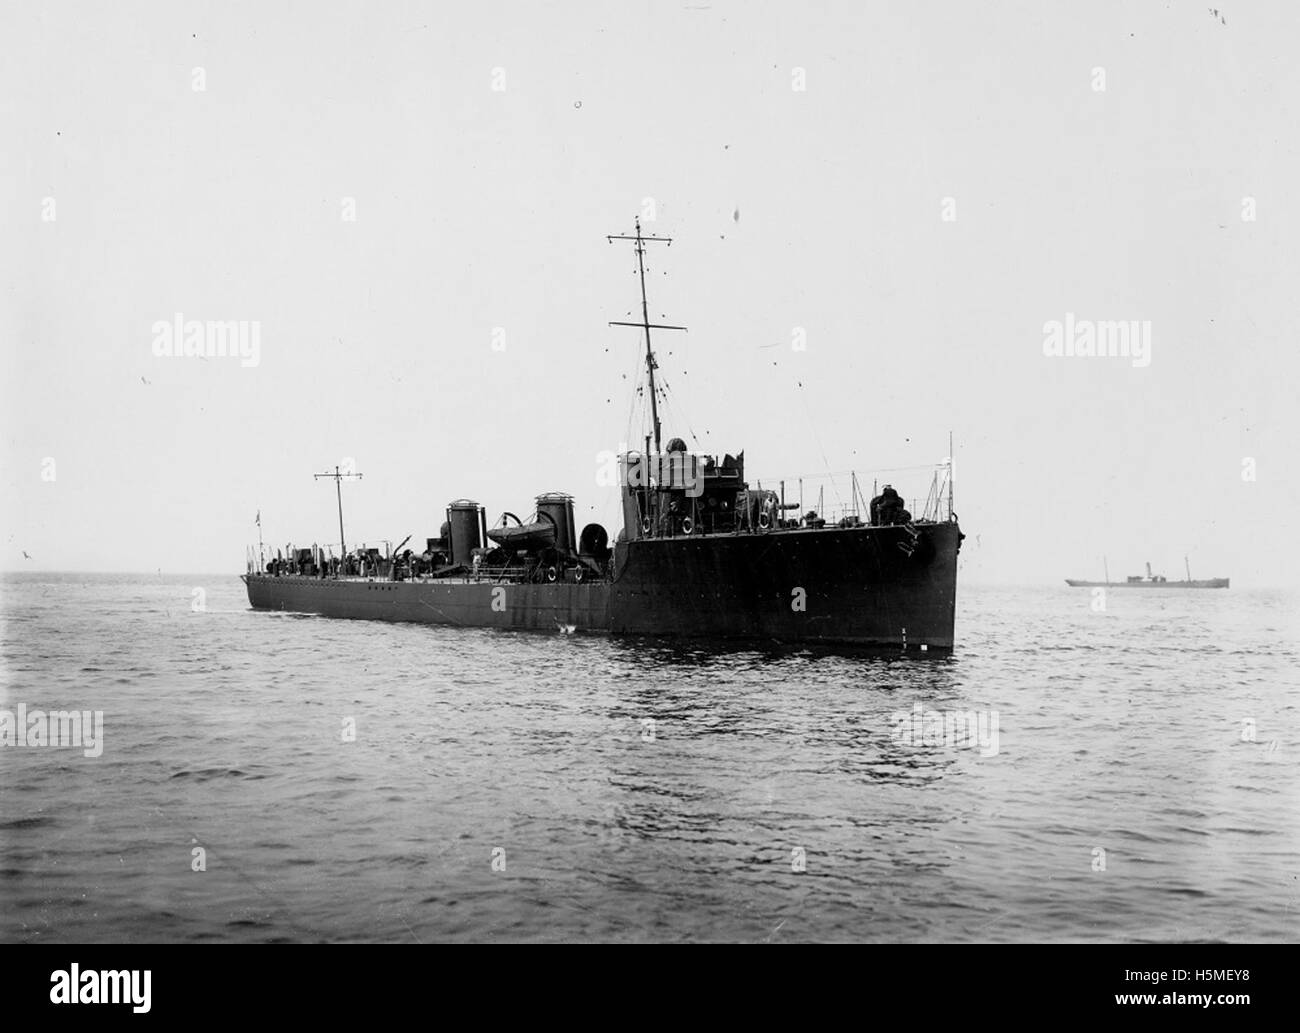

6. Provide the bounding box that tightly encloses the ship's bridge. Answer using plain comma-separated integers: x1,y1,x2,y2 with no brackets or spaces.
619,442,750,539
617,444,955,542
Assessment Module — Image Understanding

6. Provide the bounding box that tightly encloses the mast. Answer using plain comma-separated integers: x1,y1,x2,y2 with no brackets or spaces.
608,217,685,454
1103,555,1109,585
1185,555,1192,583
948,430,954,521
315,465,363,559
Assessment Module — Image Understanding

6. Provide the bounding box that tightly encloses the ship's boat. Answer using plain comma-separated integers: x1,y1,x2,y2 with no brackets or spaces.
486,513,557,552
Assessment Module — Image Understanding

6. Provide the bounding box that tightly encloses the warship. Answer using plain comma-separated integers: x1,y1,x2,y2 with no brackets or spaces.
243,219,965,649
1066,559,1228,589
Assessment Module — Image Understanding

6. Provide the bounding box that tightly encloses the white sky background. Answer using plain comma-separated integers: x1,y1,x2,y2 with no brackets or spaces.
2,1,1297,585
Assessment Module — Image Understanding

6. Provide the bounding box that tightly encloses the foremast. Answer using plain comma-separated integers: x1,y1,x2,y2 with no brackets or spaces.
607,218,686,453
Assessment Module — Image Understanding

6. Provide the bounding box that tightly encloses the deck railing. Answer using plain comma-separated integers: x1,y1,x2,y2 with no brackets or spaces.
748,461,954,529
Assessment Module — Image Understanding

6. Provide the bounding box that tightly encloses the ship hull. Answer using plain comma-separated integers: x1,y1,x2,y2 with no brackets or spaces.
1064,579,1229,589
609,522,960,648
244,576,612,631
245,521,961,650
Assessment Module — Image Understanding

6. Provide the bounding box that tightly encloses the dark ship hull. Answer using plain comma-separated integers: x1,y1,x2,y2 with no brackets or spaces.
245,521,961,650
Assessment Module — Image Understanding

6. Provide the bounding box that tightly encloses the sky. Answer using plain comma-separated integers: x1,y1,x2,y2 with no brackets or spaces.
3,0,1298,586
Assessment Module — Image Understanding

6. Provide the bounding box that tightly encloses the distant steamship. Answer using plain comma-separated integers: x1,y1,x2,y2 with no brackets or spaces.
1066,559,1228,589
243,220,965,649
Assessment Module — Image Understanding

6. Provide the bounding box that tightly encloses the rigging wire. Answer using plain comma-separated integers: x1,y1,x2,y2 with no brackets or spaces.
655,374,703,450
794,376,844,508
623,343,648,449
